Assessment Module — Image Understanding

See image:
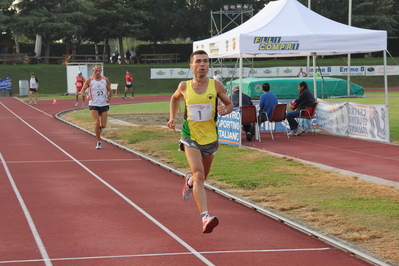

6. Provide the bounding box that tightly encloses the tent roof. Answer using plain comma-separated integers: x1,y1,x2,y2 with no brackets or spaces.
193,0,387,58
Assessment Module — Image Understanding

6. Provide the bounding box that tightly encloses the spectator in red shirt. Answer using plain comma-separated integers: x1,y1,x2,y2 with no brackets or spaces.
122,70,134,99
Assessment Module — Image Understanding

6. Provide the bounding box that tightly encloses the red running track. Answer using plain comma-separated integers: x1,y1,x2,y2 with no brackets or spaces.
0,96,384,265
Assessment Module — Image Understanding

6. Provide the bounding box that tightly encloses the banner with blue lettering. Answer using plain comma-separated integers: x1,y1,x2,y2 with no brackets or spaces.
317,100,389,142
348,103,389,142
0,78,12,91
217,109,241,146
317,101,348,136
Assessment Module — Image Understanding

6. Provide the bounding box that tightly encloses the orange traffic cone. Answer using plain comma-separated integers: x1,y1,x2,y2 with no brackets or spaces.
52,98,57,105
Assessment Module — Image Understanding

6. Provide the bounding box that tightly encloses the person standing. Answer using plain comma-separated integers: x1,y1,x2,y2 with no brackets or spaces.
28,73,39,105
80,65,112,149
297,68,307,77
287,81,315,136
75,71,86,107
213,71,221,82
122,70,134,99
125,49,131,64
167,50,233,233
258,83,278,123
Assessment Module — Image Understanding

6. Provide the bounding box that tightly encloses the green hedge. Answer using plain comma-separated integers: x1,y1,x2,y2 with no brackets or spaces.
0,64,180,96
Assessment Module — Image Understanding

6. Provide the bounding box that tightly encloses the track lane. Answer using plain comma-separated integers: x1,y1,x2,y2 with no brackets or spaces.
0,97,377,265
1,100,214,265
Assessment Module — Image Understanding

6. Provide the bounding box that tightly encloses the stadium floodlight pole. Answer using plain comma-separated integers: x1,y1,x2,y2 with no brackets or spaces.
347,0,352,96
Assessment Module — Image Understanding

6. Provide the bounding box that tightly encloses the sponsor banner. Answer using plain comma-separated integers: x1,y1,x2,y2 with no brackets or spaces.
151,65,398,79
217,109,241,146
0,78,12,91
348,102,389,142
218,100,389,145
365,65,399,76
317,100,349,136
151,68,194,79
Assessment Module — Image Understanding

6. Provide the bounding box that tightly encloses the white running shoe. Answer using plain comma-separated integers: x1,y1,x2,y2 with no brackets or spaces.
131,96,135,99
288,129,297,136
181,173,193,201
202,215,219,233
295,127,306,136
75,102,79,106
95,141,102,149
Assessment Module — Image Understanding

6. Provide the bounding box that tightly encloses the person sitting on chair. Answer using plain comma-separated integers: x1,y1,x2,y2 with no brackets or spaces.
258,83,278,123
230,85,255,141
287,81,315,136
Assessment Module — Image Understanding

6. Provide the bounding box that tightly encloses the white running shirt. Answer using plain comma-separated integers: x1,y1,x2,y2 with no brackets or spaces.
88,76,108,107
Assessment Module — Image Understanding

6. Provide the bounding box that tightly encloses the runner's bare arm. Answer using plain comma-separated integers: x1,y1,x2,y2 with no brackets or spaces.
216,81,233,115
105,77,112,101
81,78,91,100
167,81,186,130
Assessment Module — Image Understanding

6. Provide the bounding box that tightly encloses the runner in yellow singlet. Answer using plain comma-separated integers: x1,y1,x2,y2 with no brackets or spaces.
167,50,233,233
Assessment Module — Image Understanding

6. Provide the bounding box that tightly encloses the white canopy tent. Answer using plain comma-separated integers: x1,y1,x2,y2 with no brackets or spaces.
194,0,387,58
193,0,389,140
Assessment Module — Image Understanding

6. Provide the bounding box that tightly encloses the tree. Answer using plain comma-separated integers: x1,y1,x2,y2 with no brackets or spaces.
85,0,145,63
352,0,397,36
172,0,263,42
138,0,182,53
61,1,93,56
298,0,397,36
0,0,15,42
13,0,90,63
393,0,399,37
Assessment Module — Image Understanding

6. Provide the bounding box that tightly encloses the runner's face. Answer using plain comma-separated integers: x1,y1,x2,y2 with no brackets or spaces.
190,54,209,77
93,69,102,77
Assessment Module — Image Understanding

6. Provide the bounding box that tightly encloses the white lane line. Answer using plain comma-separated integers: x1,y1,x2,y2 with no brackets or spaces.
5,158,141,164
0,153,53,266
12,97,53,117
0,248,331,264
2,99,215,265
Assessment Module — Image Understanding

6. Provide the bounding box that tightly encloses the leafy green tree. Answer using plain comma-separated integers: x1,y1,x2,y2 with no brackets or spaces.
85,0,145,63
172,0,262,41
13,0,89,63
298,0,397,36
393,0,399,37
61,1,94,57
0,0,15,42
352,0,397,36
137,0,181,53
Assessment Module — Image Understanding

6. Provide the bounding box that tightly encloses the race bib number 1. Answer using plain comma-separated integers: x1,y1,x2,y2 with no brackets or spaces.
188,103,212,122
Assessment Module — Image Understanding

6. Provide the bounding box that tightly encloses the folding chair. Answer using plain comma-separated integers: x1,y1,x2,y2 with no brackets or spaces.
111,83,118,96
258,103,289,141
298,102,318,135
241,105,259,141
